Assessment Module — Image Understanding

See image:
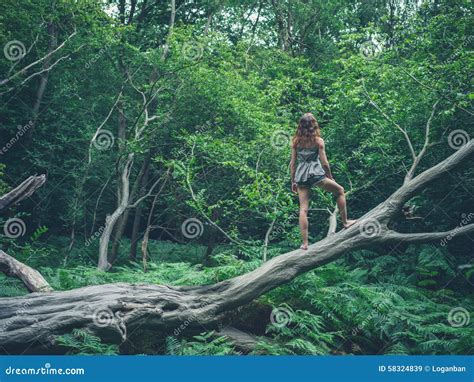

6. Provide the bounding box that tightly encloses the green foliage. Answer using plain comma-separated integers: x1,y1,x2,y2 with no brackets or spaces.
0,274,28,297
56,329,119,355
166,332,237,355
261,262,473,355
0,0,472,356
261,306,339,355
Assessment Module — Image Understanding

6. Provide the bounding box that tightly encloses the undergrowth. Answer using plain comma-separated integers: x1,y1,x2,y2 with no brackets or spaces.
2,240,472,356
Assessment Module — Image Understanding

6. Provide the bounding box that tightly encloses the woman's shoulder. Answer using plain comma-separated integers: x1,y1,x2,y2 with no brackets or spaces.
315,137,325,147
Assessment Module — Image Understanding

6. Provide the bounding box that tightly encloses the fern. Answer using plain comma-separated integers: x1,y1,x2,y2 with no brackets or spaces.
165,331,237,355
56,329,119,355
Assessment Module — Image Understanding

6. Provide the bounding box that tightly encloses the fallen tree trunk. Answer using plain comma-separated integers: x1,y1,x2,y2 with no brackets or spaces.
0,175,46,213
0,250,53,293
0,174,52,295
216,327,268,354
0,141,473,354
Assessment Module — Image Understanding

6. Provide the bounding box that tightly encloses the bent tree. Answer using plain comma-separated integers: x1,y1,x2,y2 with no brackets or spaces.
0,141,473,354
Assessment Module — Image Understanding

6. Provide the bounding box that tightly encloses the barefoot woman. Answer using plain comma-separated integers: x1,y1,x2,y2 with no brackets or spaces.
290,113,356,250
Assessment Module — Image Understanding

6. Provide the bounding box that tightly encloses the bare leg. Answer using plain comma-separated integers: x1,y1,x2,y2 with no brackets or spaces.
297,185,310,249
316,178,356,228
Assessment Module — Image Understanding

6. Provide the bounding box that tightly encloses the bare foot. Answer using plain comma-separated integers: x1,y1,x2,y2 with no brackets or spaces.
300,244,308,250
343,219,357,229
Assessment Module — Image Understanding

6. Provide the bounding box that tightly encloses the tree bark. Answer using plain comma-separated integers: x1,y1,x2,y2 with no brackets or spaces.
0,175,46,213
98,154,134,271
0,174,50,293
28,22,58,137
110,155,151,263
0,251,53,293
0,141,472,354
216,327,268,354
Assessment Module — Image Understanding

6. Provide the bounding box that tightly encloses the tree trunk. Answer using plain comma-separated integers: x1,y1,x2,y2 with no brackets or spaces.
0,175,50,293
0,251,53,293
0,141,473,353
129,158,151,260
98,154,134,271
129,206,143,261
28,22,58,136
110,155,151,263
0,175,46,213
215,327,269,354
327,205,338,236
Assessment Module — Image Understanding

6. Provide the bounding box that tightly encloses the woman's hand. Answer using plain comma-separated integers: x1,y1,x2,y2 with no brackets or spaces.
291,182,298,193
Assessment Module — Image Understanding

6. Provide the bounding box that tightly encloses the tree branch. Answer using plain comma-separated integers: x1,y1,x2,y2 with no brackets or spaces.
0,251,53,293
404,98,441,183
382,224,474,244
384,139,473,218
0,175,46,213
362,79,417,161
0,140,472,353
0,28,77,87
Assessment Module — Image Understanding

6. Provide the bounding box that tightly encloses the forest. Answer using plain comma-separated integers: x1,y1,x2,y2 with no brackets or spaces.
0,0,472,356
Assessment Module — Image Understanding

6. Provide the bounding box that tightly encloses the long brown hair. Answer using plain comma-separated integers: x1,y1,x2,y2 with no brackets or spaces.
292,112,321,148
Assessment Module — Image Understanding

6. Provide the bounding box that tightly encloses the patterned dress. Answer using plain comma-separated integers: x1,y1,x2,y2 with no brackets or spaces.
294,146,326,187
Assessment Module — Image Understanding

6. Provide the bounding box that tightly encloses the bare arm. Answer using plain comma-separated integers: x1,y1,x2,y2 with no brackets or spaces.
290,145,297,184
318,138,334,180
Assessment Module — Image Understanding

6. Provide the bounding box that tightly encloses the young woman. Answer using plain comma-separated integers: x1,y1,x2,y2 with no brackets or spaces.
290,113,356,250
